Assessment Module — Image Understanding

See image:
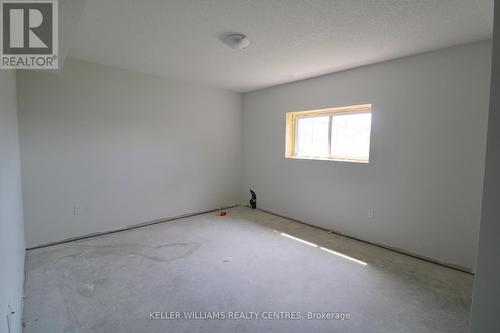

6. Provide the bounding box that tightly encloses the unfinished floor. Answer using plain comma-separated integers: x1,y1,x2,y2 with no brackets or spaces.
23,206,473,333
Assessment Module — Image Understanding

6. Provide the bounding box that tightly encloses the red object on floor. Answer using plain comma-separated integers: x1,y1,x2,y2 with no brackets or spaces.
218,210,227,216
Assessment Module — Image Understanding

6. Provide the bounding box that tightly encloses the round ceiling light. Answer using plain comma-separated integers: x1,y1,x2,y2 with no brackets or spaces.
220,33,250,50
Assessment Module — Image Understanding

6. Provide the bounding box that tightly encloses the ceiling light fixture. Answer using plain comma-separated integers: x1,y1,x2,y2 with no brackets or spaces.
220,33,250,50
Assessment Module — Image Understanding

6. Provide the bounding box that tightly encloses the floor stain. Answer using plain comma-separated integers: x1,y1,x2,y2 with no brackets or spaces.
56,242,201,263
78,278,110,297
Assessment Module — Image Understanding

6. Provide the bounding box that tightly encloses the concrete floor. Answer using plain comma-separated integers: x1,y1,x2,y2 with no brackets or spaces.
23,206,473,333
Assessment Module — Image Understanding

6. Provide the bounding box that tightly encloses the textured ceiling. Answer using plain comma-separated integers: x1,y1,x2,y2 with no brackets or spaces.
68,0,493,92
29,0,86,73
57,0,87,70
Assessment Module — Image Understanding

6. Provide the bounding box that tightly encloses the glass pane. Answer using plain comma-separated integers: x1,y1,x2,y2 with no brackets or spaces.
296,116,330,158
330,113,371,160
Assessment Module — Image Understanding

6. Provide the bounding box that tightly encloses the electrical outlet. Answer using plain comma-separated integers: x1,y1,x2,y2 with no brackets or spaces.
73,206,82,216
368,208,374,219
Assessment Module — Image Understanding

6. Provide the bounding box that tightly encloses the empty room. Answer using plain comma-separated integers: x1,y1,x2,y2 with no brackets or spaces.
1,0,500,332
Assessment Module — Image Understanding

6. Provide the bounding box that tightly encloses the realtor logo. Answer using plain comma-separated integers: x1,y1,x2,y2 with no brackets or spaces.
1,0,58,69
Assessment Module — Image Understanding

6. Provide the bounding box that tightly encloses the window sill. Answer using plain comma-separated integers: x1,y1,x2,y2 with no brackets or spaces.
285,155,369,164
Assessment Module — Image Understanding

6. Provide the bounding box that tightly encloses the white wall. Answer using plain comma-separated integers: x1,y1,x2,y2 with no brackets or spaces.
242,41,491,271
18,58,242,248
0,70,25,333
470,1,500,331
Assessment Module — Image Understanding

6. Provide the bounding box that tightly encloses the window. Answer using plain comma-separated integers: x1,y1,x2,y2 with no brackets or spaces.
285,104,372,163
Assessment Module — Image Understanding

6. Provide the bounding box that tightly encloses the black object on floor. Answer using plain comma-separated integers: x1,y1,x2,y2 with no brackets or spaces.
250,189,257,209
